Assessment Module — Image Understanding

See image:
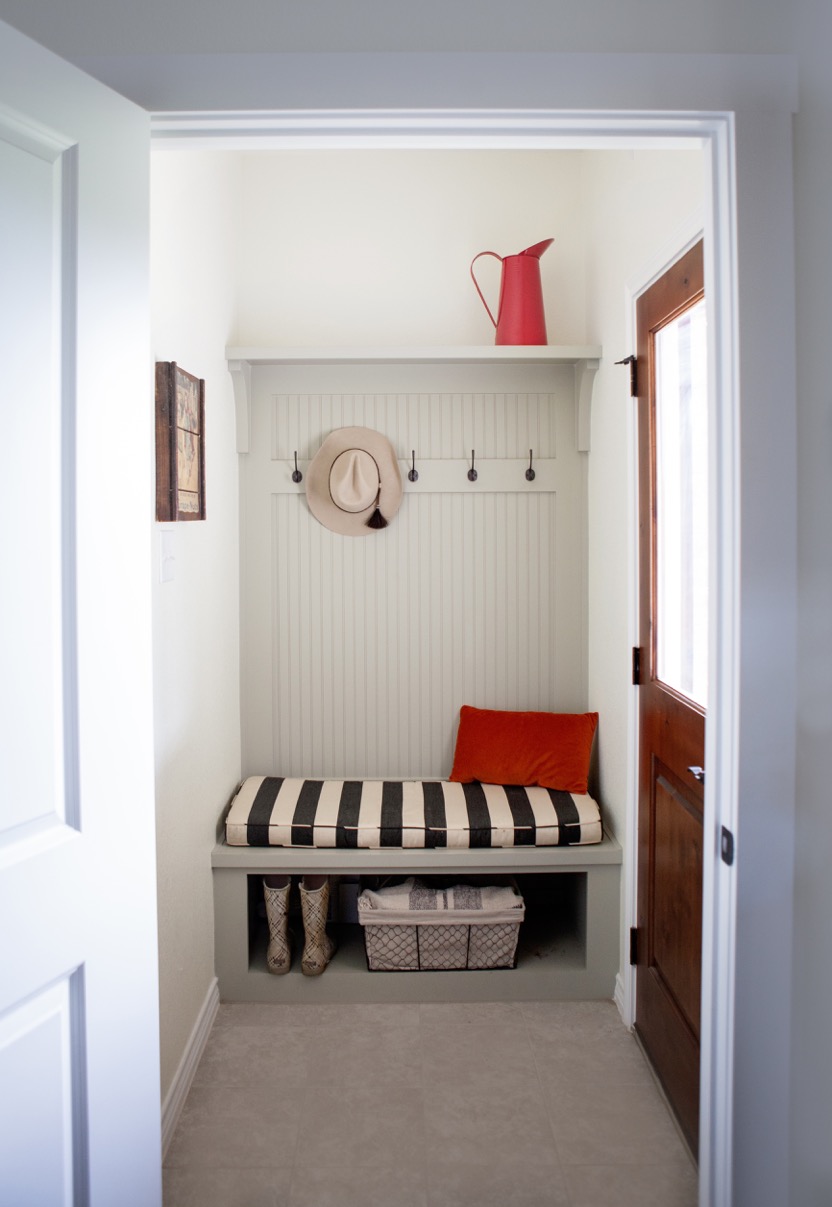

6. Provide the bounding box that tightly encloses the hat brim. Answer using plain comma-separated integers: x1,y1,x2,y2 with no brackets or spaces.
306,426,403,536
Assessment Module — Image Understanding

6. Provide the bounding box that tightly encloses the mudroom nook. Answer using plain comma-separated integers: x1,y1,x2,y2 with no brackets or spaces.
150,138,707,1117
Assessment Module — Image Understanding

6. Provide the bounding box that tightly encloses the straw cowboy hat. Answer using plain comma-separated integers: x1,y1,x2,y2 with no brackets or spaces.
305,426,403,536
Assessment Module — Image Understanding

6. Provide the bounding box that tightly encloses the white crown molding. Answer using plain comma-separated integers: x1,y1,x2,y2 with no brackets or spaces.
150,105,726,152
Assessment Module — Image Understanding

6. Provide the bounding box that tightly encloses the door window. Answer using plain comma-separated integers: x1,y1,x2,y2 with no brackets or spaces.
654,298,708,708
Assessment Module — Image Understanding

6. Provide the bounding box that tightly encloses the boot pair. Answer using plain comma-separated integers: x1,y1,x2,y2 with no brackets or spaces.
263,877,336,976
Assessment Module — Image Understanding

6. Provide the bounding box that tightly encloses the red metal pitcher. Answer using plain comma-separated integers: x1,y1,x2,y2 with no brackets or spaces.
470,238,553,345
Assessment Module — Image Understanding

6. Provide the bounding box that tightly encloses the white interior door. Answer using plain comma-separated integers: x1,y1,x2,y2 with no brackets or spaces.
0,20,160,1206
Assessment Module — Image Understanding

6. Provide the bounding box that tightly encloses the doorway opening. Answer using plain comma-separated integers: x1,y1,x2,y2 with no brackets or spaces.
150,109,739,1201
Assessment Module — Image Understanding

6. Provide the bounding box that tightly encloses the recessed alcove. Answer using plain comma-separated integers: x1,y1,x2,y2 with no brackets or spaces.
151,141,705,1018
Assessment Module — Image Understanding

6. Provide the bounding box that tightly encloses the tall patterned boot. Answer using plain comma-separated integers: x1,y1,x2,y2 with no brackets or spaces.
263,879,292,974
299,879,337,976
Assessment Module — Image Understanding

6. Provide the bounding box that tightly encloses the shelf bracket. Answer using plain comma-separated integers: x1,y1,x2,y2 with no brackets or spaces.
575,358,600,453
227,358,251,453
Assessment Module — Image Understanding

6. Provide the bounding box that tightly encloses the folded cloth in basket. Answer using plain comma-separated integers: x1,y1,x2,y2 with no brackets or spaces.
359,878,523,918
225,776,602,848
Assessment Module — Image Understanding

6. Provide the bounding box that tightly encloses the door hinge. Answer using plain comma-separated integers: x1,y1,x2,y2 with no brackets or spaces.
629,927,639,965
632,646,641,686
615,353,638,397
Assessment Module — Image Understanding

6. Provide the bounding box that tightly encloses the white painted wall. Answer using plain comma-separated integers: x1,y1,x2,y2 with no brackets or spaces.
234,149,595,791
150,150,242,1099
236,150,587,347
0,0,792,56
581,149,705,967
790,22,832,1205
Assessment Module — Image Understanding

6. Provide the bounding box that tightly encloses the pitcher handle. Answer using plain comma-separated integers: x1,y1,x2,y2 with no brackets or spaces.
470,251,502,329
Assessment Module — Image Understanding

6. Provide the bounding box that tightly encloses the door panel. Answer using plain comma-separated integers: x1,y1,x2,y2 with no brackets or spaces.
0,978,81,1207
0,126,68,830
652,769,703,1035
635,239,705,1157
0,20,160,1206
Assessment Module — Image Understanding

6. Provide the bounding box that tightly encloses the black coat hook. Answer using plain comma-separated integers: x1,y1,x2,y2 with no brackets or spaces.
525,449,536,482
291,452,303,484
408,449,419,483
468,450,478,482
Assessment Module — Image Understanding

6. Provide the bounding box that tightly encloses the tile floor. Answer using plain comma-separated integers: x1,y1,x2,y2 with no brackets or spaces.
164,1000,698,1207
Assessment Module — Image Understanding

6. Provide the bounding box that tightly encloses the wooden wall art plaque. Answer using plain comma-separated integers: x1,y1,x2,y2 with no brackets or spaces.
155,362,205,521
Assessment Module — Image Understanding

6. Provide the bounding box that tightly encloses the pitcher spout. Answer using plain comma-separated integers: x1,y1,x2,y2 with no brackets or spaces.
519,238,554,259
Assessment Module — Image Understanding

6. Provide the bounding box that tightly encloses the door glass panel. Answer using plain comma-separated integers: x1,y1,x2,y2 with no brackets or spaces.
655,298,708,707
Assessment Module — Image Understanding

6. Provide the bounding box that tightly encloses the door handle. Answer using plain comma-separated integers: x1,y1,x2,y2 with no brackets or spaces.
688,765,705,784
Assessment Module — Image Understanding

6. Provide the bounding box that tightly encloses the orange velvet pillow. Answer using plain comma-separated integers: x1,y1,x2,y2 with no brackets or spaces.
449,706,598,794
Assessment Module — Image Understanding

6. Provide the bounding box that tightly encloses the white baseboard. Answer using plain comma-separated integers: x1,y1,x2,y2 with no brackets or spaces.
161,977,220,1158
614,971,632,1028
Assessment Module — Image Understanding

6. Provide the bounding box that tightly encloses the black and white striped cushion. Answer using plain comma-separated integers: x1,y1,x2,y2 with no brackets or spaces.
225,776,602,849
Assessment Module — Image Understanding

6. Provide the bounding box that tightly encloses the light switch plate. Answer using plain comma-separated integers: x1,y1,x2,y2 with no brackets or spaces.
159,529,176,583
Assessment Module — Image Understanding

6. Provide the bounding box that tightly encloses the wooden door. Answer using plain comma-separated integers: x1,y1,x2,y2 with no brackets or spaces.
634,240,706,1156
0,20,161,1205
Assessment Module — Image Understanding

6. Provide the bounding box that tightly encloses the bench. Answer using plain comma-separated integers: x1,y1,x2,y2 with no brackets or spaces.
212,828,622,1004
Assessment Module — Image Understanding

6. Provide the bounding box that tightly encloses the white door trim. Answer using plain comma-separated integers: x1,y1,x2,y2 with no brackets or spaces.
151,107,719,152
149,103,779,1207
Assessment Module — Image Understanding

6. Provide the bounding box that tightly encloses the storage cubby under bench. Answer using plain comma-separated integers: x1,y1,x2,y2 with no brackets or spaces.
212,834,622,1005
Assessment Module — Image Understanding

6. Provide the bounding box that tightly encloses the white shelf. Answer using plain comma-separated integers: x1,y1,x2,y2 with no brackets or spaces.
226,345,602,453
225,344,601,365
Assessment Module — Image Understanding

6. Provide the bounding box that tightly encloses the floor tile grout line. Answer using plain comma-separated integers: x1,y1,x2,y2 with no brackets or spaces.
519,1001,575,1181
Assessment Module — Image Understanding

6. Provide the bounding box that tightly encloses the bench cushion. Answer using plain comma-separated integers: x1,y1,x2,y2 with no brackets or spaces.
225,776,603,849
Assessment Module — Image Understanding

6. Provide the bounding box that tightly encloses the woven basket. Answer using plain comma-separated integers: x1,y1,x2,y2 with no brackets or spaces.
358,880,524,971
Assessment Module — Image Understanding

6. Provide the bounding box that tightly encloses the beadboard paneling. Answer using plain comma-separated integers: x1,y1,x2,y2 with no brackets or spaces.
240,365,587,779
271,390,558,463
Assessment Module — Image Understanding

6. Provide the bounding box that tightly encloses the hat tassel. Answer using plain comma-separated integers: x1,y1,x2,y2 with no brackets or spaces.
366,506,388,529
366,488,388,529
